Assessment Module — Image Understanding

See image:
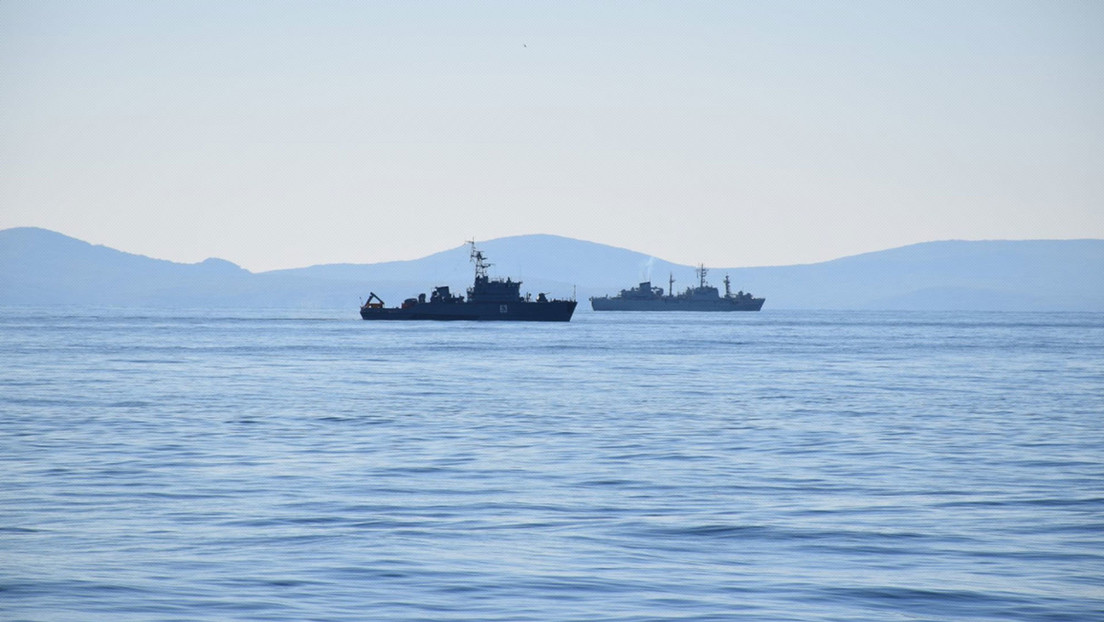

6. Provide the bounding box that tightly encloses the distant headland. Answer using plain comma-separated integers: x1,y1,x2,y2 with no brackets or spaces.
1,227,1101,311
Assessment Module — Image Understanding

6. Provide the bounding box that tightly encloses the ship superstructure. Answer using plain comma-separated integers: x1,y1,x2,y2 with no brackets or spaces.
590,265,764,311
361,242,577,321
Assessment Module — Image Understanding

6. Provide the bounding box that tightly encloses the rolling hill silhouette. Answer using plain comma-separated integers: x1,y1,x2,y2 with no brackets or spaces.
2,227,1101,311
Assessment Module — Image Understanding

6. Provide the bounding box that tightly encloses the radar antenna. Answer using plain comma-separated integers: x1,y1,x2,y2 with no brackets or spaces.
696,264,708,288
469,240,491,280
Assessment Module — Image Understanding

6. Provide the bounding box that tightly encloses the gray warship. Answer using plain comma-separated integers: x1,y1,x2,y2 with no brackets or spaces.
360,242,577,321
590,265,764,312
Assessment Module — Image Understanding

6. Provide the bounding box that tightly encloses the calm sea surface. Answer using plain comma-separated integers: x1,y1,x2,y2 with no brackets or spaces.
2,308,1102,621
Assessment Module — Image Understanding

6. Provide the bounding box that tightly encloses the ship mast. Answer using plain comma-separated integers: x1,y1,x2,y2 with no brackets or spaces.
469,240,491,280
668,272,675,298
724,274,731,297
697,264,708,288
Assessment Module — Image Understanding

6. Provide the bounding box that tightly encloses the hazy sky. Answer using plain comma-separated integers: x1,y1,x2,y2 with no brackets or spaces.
2,1,1102,271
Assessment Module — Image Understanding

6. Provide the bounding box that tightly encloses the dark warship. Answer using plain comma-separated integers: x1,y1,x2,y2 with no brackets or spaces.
360,242,577,321
590,265,764,312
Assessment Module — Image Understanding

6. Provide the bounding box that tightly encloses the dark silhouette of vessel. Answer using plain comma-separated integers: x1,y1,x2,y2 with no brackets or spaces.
360,242,577,321
590,266,764,312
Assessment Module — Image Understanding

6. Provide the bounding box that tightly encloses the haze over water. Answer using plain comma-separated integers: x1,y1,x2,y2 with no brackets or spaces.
2,308,1102,620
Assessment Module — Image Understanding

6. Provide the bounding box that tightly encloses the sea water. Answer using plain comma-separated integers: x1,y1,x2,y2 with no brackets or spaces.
1,308,1102,621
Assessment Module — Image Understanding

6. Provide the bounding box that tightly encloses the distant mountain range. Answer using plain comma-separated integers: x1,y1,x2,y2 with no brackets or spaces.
2,227,1102,311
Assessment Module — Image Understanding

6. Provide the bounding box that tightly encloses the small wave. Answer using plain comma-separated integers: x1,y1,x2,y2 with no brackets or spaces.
0,526,40,534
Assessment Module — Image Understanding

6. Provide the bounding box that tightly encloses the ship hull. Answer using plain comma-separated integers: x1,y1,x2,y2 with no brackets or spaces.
590,298,764,311
361,300,577,321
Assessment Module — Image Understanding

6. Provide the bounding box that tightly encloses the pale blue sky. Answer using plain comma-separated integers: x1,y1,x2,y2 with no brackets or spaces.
2,1,1101,271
